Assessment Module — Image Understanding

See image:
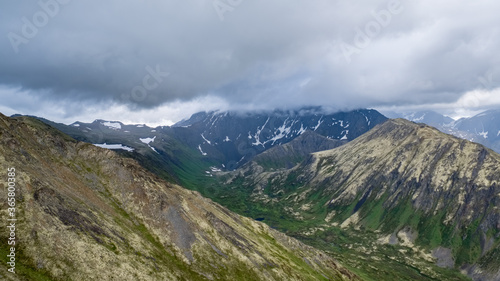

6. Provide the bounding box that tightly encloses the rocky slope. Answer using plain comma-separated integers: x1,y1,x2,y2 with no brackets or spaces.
218,119,500,280
0,113,359,281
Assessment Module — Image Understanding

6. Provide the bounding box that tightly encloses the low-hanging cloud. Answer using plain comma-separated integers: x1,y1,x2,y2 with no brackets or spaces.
1,0,500,120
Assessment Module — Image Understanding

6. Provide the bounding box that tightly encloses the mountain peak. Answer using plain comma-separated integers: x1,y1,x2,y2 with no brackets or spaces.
220,112,500,280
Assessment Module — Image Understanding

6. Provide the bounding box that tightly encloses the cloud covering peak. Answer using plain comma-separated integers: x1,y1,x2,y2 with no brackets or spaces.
1,0,500,123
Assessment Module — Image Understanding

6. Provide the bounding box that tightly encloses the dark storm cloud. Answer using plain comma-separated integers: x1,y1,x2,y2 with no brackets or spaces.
1,0,500,114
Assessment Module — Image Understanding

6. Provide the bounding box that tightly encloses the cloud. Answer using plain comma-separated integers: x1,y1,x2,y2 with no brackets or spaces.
1,0,500,122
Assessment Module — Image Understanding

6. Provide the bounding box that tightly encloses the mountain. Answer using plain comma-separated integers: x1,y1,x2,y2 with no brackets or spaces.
172,108,387,168
0,113,360,281
215,119,500,281
385,110,455,130
389,110,500,154
252,130,346,170
453,110,500,153
24,108,387,190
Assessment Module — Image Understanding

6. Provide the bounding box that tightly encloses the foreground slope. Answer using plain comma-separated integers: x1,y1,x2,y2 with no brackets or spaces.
219,119,500,280
0,114,359,281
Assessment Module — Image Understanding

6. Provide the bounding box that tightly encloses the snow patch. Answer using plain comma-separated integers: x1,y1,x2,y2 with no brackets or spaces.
140,136,156,144
312,116,323,131
150,146,159,154
252,117,270,146
412,113,426,122
94,143,134,152
340,130,349,140
198,145,207,156
479,131,489,139
269,118,292,145
139,136,159,153
297,124,306,135
201,133,212,145
210,166,222,172
361,112,371,126
136,124,144,128
102,121,121,130
72,123,80,127
223,136,231,142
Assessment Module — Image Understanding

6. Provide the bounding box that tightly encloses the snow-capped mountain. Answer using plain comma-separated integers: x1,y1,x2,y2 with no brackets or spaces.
24,108,387,173
391,110,500,153
453,110,500,153
383,111,455,131
172,108,387,168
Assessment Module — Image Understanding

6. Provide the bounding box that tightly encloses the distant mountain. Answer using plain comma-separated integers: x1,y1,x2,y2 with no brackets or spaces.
214,119,500,280
0,113,360,281
172,108,387,168
391,109,500,154
404,111,454,128
453,110,500,153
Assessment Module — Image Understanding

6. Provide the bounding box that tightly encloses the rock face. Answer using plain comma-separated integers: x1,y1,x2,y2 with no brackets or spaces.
221,119,500,280
0,114,360,281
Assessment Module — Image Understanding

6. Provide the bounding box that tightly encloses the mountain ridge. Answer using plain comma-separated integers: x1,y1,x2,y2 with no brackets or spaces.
388,109,500,154
19,108,387,191
0,113,360,281
215,118,500,280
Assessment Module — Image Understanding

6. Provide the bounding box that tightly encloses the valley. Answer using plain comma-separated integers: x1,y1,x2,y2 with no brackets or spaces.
17,107,500,280
0,113,359,281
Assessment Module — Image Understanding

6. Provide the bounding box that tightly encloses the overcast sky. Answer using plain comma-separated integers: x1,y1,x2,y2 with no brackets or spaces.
1,0,500,125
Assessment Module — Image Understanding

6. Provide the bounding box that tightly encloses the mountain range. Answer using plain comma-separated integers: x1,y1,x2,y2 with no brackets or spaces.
9,107,500,280
0,113,359,281
24,108,387,189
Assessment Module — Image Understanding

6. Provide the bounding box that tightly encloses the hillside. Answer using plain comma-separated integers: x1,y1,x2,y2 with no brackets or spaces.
0,113,359,281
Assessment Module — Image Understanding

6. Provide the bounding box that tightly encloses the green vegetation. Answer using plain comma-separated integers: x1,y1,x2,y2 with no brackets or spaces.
167,169,475,281
0,234,54,281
